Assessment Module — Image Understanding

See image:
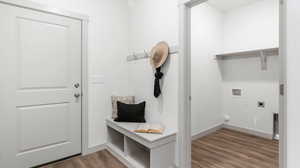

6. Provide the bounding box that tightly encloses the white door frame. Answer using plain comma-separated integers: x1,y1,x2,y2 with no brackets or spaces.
0,0,90,156
177,0,287,168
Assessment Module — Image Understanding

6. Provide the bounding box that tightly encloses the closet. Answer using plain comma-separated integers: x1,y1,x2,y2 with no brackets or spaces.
190,0,280,167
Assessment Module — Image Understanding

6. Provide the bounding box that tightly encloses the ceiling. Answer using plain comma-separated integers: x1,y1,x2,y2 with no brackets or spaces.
207,0,261,12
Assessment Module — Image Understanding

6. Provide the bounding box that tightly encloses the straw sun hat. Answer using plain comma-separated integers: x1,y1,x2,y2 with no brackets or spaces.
150,41,170,69
150,41,170,98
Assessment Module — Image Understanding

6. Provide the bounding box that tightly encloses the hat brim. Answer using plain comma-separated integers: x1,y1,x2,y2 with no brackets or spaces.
150,41,170,68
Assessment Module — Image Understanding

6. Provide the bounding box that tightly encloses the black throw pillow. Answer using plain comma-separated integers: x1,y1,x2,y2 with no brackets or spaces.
114,101,146,123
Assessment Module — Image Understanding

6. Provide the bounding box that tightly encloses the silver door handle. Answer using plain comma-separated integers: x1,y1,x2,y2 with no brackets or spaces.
74,93,81,98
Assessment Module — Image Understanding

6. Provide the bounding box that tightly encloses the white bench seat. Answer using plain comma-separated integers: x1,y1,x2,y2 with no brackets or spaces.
106,119,177,168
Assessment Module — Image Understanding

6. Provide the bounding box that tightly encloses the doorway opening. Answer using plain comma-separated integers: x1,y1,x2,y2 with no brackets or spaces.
178,0,285,168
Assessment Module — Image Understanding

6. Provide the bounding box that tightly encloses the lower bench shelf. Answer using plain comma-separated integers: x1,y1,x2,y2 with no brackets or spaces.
106,119,177,168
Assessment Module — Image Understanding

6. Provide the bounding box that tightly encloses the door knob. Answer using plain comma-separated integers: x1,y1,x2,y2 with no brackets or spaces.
74,83,80,88
74,93,81,98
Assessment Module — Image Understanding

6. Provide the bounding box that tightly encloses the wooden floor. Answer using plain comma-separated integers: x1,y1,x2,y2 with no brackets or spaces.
39,150,126,168
40,129,279,168
192,128,279,168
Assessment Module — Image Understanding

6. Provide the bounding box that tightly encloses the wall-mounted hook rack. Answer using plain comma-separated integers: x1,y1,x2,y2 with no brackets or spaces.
127,45,179,62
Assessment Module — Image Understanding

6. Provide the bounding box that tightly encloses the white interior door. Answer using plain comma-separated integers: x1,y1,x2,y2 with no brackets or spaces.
0,3,82,168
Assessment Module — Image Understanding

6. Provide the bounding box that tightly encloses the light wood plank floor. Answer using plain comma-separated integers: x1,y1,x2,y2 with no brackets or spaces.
40,129,279,168
192,128,279,168
39,150,126,168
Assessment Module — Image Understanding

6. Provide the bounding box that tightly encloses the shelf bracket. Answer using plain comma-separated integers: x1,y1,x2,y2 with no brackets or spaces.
260,51,267,71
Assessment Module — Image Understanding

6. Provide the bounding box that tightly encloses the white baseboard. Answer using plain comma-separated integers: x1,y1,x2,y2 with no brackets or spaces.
223,124,273,140
83,143,177,168
83,143,133,167
192,123,224,141
106,144,134,168
83,144,107,156
191,123,273,141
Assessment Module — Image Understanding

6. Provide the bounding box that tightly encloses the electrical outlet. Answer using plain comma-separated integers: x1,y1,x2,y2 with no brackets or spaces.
232,89,242,96
257,101,265,108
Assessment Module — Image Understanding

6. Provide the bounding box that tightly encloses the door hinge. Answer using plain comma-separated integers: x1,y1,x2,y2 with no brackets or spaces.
280,84,284,96
280,0,284,5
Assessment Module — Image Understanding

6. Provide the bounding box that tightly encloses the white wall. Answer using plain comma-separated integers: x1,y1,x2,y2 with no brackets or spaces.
127,0,179,165
31,0,130,149
190,0,279,136
127,0,178,130
128,0,178,52
223,0,279,52
191,4,224,136
128,1,279,165
221,0,279,135
220,56,279,135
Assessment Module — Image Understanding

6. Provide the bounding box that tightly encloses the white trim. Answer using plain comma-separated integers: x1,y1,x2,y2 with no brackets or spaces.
192,124,274,141
83,144,107,156
279,0,287,167
0,0,90,159
81,19,90,156
223,124,273,140
188,0,208,7
178,3,192,168
0,0,89,20
178,0,286,168
192,123,223,141
78,143,130,165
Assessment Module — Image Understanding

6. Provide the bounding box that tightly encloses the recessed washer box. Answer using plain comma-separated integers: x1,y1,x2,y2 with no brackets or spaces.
232,89,242,96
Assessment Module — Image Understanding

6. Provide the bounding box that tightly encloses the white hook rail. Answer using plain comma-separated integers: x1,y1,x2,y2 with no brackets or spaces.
127,45,179,62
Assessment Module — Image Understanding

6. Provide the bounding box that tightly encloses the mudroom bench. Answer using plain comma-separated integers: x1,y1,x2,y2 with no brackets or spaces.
106,119,177,168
